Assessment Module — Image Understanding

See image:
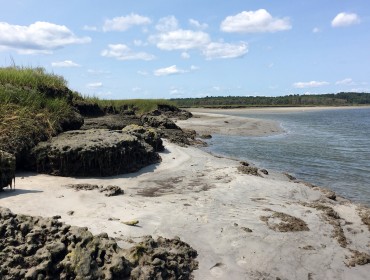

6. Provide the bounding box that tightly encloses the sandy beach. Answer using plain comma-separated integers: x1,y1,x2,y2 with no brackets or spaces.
1,115,370,279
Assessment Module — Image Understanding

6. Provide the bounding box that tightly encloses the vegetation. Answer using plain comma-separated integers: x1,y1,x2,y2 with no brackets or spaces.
84,97,176,114
171,92,370,108
0,66,81,164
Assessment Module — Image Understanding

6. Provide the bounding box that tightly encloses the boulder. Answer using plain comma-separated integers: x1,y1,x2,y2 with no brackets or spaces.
0,150,15,190
122,125,164,152
27,129,160,177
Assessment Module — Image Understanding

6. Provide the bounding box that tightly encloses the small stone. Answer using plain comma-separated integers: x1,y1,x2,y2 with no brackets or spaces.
67,211,74,216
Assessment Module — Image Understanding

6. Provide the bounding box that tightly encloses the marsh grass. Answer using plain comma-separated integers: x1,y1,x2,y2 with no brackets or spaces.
86,97,175,114
0,67,76,160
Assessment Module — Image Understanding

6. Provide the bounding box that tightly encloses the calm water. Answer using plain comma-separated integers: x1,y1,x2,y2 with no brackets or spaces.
204,108,370,206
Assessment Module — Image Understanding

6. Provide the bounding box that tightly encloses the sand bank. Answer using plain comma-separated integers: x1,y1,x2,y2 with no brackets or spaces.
176,112,283,137
1,137,370,279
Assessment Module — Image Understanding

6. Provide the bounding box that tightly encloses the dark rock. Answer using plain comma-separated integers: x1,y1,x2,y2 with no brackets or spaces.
27,129,160,177
82,114,141,130
58,110,84,132
0,207,198,280
199,134,212,139
283,172,296,181
66,183,124,197
72,100,105,117
141,115,179,129
238,165,261,177
260,169,269,175
122,125,164,152
0,150,15,191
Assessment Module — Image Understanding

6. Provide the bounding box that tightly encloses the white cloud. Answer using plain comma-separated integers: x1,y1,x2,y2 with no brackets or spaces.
51,60,81,67
83,25,98,31
220,9,291,33
0,21,91,54
202,42,248,60
293,81,329,88
189,19,208,30
133,39,147,47
156,16,179,32
154,65,186,76
312,27,321,33
181,52,190,59
150,29,210,50
190,65,199,71
87,82,103,88
101,44,155,61
331,12,360,27
336,78,354,85
103,14,151,31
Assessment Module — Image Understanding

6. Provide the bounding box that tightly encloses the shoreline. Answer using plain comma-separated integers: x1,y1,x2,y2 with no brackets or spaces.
1,138,370,278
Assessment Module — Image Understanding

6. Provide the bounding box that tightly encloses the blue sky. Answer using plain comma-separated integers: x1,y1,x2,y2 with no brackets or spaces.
0,0,369,99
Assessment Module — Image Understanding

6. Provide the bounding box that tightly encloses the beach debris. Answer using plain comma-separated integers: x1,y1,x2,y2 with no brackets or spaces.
357,206,370,231
67,211,74,216
346,249,370,267
122,220,139,226
65,183,124,197
241,227,253,233
240,161,250,166
302,202,347,247
260,210,309,232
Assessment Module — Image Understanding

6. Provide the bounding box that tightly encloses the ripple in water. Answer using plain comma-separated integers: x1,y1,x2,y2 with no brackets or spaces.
205,108,370,206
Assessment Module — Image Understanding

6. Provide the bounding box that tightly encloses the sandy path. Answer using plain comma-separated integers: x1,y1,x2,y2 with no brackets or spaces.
1,139,370,279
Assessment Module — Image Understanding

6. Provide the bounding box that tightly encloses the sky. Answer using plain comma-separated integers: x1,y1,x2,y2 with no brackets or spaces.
0,0,369,99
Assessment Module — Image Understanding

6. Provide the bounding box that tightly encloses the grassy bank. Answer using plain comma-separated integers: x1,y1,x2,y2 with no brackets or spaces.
0,67,81,164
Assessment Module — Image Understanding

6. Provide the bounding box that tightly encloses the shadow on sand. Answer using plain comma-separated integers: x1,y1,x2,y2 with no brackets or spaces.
0,189,43,199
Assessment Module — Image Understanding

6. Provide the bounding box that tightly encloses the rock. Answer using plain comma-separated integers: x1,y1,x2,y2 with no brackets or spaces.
82,114,141,130
0,150,15,191
0,207,198,280
58,110,84,132
72,100,105,117
283,172,296,181
238,165,261,177
200,134,212,139
27,129,160,177
65,183,124,197
122,220,139,226
141,115,179,129
122,125,164,152
325,191,337,201
260,169,269,175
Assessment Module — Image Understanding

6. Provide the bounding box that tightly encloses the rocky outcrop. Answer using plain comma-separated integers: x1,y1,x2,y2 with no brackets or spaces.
82,115,141,130
27,129,160,177
151,104,193,120
0,150,15,190
0,207,198,280
141,115,180,130
122,125,164,152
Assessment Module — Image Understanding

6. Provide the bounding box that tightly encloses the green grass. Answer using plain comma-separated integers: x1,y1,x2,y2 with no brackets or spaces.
85,97,176,114
0,66,67,92
0,67,77,160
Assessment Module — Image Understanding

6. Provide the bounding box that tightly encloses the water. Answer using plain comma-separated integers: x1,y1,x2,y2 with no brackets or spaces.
204,108,370,206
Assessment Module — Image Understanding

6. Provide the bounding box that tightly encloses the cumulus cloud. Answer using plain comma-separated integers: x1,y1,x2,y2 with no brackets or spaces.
0,21,91,54
156,16,179,32
103,14,151,31
202,42,248,60
189,19,208,30
220,9,291,33
154,65,186,76
336,78,354,85
150,29,210,50
331,12,360,27
51,60,80,67
293,81,329,88
101,44,155,61
87,82,103,88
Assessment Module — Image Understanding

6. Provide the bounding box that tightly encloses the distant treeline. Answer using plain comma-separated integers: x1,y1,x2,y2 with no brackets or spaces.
171,92,370,108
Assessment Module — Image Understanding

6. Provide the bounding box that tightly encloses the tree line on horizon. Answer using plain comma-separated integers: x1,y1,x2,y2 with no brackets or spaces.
171,92,370,107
